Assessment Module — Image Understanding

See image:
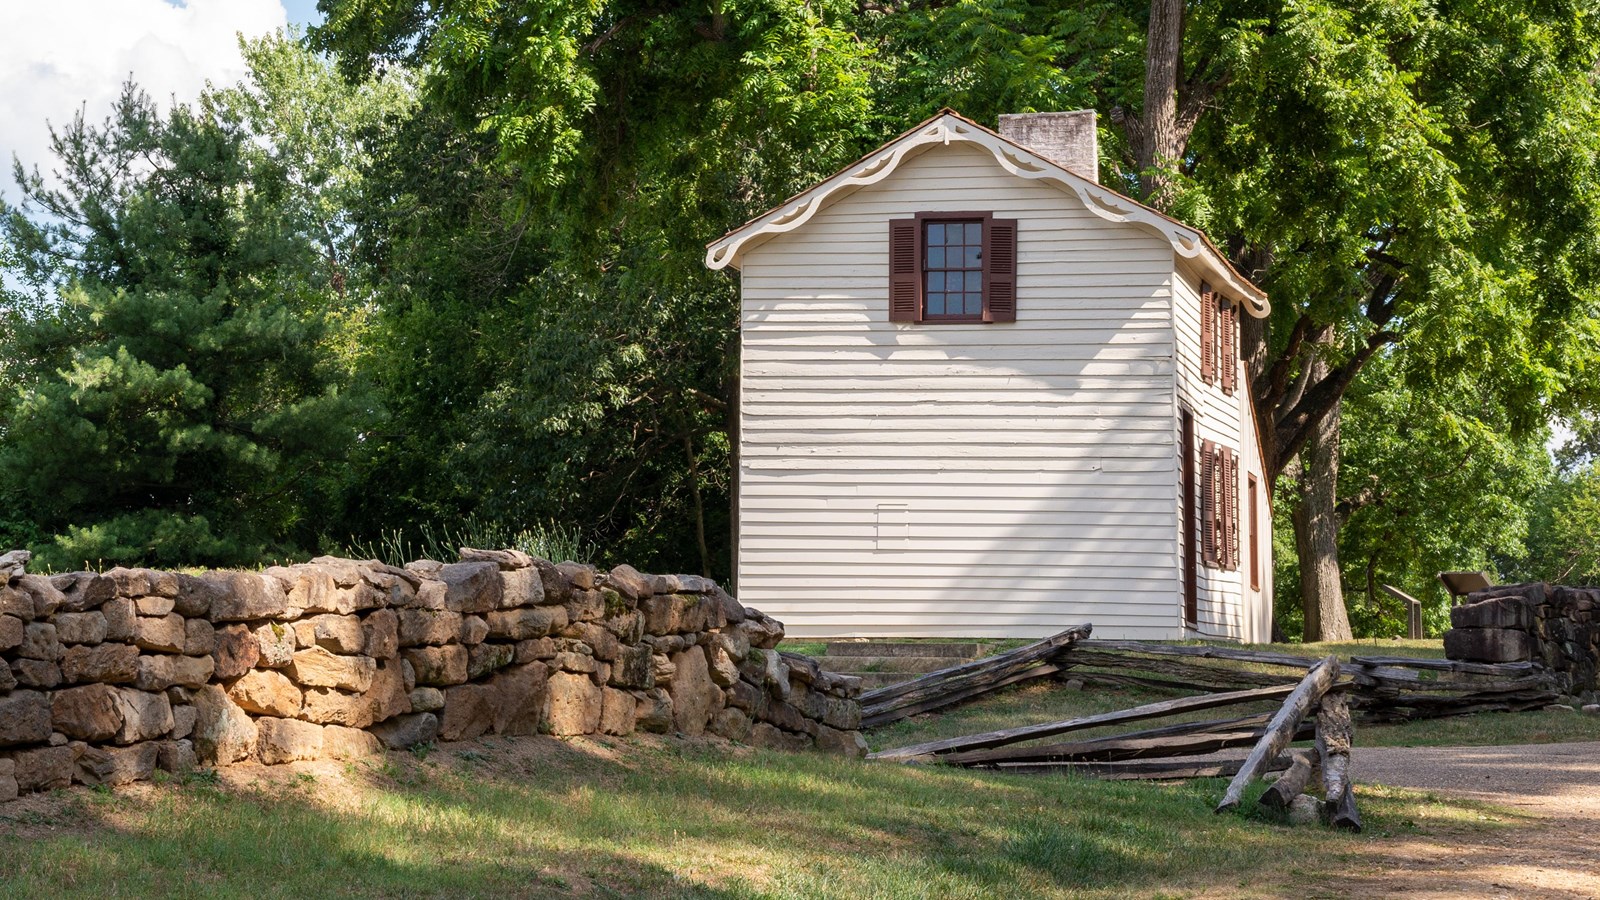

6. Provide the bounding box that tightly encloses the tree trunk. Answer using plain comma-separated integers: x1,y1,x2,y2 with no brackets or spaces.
1291,358,1352,642
1138,0,1185,206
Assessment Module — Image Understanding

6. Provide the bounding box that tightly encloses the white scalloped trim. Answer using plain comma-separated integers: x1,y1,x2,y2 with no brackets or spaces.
706,114,1268,316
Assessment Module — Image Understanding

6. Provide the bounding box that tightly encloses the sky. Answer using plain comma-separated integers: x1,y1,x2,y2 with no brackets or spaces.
0,0,326,200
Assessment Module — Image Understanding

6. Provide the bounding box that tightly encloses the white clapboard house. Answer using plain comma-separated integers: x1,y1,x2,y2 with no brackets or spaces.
705,109,1273,641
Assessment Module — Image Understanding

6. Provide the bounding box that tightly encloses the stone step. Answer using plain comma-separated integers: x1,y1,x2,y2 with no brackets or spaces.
812,655,968,675
823,641,990,659
851,671,923,690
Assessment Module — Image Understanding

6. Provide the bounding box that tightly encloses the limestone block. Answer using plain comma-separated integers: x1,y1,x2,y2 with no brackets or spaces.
212,624,259,679
267,565,337,615
51,684,124,741
9,745,74,791
133,614,186,654
254,621,296,669
485,606,565,641
408,687,445,713
402,646,469,686
363,570,416,608
173,573,223,617
12,659,60,688
707,643,740,688
746,722,809,753
75,742,158,786
134,653,214,691
602,610,644,645
668,647,716,736
514,637,557,663
397,609,463,647
814,726,869,758
565,589,605,624
547,671,603,736
737,613,785,651
363,608,399,660
295,614,365,655
488,662,548,736
54,612,108,646
439,561,501,613
111,688,173,744
371,712,439,750
366,660,411,723
290,646,376,692
708,707,752,742
183,618,216,656
599,687,636,736
438,683,497,741
192,684,257,765
1444,627,1537,663
608,644,654,690
460,615,489,646
1451,596,1536,631
0,584,31,621
468,642,514,680
135,595,175,617
555,561,595,592
228,669,304,717
605,564,652,602
459,547,537,570
713,587,746,625
553,650,597,674
634,688,673,734
0,614,22,652
407,580,447,611
60,642,139,684
298,688,377,728
20,622,61,661
101,597,136,641
256,717,325,765
498,567,544,608
52,572,113,612
204,571,289,622
564,622,619,661
156,739,198,774
0,661,13,693
20,575,66,619
322,725,382,760
171,705,197,741
640,594,683,636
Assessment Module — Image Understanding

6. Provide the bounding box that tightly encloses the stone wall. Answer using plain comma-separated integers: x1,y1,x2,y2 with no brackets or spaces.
0,549,864,801
1445,582,1599,696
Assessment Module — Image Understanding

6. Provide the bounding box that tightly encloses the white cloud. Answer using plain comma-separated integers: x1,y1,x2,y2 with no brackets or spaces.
0,0,289,196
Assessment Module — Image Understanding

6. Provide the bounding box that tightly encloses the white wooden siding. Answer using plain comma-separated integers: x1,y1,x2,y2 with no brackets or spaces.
1171,262,1272,641
738,142,1183,638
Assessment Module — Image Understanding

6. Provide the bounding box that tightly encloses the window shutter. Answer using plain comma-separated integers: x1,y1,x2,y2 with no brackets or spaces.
889,219,921,322
1200,284,1216,385
1220,299,1237,397
1200,440,1217,566
983,218,1018,323
1226,448,1241,570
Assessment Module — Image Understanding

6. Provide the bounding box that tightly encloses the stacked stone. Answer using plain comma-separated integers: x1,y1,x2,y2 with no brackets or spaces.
0,547,866,803
1445,582,1600,695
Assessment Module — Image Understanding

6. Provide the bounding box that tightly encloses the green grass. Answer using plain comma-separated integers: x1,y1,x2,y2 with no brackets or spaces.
0,736,1512,899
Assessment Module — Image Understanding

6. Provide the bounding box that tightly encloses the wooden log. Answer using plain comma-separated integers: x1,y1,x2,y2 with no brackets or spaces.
1258,750,1316,811
870,683,1297,761
1349,656,1540,676
859,624,1091,708
1215,655,1342,813
1057,648,1300,689
947,716,1311,767
861,662,1068,728
1076,640,1325,670
991,754,1295,780
1316,692,1361,831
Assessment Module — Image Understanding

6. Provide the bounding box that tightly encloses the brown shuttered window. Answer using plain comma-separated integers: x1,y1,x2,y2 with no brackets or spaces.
888,219,921,322
889,213,1017,324
1200,439,1218,567
1248,475,1260,589
1200,283,1216,385
984,218,1018,323
1220,297,1237,396
1223,446,1240,571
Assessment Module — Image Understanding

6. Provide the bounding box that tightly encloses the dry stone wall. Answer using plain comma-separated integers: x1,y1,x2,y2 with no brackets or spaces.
0,548,865,801
1445,582,1599,696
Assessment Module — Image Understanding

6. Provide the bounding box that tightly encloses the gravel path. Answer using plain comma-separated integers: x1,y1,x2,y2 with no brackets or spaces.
1328,742,1600,899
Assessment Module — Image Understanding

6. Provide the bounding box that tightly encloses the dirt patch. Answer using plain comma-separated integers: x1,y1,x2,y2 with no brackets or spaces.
1337,742,1600,899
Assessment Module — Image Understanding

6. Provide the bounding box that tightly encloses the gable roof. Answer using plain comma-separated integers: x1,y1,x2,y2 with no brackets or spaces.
705,109,1269,317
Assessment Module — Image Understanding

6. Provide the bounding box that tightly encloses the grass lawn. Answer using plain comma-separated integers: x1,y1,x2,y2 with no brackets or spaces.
0,734,1515,900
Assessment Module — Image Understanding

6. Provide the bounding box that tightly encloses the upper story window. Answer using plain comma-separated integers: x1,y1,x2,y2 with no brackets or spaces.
1200,282,1238,396
888,213,1017,324
924,220,984,319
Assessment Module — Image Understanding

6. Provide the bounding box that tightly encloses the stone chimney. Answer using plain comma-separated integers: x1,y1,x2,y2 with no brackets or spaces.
997,110,1099,184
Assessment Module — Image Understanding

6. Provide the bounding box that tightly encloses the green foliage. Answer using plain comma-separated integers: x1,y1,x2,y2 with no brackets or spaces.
340,514,595,567
0,37,407,569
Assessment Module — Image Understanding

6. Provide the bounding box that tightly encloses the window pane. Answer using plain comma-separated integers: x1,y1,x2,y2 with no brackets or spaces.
964,246,982,268
946,272,964,292
926,272,941,292
966,294,983,316
927,247,945,268
927,223,945,245
927,294,945,316
965,222,983,244
965,271,983,292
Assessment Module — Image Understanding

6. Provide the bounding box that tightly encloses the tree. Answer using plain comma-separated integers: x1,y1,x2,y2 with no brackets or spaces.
0,40,403,567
